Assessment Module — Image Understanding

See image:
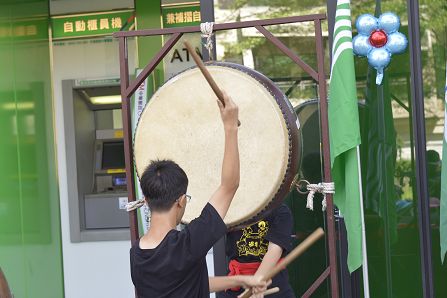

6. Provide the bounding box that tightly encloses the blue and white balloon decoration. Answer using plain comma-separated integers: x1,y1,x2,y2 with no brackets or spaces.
352,12,408,85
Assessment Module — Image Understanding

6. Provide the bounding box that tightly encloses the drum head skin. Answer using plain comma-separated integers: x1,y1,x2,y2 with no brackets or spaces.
134,62,300,229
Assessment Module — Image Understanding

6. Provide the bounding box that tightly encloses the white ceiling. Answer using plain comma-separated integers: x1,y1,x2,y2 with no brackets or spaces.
50,0,134,15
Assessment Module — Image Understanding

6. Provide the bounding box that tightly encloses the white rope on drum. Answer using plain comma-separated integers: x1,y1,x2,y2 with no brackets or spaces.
126,199,146,212
200,22,214,60
305,182,335,211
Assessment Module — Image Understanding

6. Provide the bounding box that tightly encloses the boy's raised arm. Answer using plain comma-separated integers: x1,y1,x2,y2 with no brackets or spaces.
209,90,240,219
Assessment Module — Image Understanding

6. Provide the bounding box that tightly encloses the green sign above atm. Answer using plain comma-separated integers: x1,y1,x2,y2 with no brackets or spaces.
162,4,201,28
51,10,134,40
0,18,48,41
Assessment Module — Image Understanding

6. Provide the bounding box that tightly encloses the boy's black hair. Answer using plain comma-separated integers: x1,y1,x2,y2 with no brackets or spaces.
140,159,188,212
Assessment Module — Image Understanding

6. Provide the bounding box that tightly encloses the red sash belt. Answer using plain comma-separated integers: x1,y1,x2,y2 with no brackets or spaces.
227,259,285,291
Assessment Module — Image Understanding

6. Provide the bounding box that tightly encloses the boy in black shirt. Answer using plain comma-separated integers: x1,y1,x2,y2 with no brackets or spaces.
130,92,268,298
220,204,295,298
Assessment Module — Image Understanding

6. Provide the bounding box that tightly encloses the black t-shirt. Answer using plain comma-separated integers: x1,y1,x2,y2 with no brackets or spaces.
130,203,227,298
220,204,295,298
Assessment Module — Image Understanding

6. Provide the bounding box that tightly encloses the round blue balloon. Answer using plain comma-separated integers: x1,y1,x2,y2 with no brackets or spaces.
386,32,408,54
378,12,400,33
356,14,378,35
367,47,391,69
353,35,372,56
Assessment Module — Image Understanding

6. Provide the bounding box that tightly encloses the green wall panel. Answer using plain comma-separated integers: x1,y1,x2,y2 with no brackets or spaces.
0,1,64,297
0,15,27,297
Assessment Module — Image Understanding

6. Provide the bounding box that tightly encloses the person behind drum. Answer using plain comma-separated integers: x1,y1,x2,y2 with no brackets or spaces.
220,204,295,298
130,91,269,298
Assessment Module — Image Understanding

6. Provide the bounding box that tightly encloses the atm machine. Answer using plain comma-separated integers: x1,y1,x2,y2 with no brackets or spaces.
84,129,129,230
62,79,130,242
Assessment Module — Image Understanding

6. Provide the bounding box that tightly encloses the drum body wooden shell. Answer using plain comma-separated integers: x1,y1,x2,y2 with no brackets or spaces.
134,62,301,229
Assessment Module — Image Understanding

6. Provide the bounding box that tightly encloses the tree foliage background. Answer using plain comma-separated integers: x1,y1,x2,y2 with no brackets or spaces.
217,0,446,102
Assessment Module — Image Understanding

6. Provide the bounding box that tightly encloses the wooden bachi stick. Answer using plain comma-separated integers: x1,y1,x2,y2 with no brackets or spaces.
239,228,325,298
264,287,280,296
183,40,241,126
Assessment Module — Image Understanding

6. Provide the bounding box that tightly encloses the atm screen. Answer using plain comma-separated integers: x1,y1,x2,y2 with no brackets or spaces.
113,176,127,186
102,141,125,169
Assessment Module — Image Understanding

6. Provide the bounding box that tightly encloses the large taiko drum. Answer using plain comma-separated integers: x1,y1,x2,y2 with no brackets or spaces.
134,62,301,229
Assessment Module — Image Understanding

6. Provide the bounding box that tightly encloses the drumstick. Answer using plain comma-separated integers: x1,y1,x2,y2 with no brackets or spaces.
239,228,325,298
183,40,241,126
264,287,280,296
239,287,279,298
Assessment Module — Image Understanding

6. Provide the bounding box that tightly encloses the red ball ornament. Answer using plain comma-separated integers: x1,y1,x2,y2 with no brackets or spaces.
369,30,388,48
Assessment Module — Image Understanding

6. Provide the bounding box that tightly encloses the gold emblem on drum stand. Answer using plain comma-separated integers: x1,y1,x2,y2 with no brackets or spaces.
236,221,269,258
